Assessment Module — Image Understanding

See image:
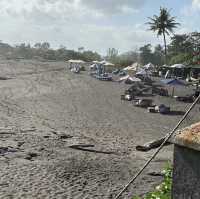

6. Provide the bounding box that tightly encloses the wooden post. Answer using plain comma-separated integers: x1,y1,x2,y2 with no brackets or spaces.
172,86,175,97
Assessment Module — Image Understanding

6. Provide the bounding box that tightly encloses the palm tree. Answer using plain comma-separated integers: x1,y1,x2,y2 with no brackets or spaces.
147,7,180,63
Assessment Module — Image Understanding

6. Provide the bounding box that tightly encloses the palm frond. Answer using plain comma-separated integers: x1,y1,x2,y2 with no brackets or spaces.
146,7,180,38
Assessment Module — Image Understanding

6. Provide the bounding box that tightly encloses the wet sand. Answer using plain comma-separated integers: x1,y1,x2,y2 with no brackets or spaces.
0,59,199,199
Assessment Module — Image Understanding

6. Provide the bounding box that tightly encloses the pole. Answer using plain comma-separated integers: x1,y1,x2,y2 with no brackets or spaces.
172,87,175,97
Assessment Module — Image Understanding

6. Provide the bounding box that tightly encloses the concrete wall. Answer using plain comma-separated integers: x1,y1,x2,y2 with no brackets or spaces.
172,145,200,199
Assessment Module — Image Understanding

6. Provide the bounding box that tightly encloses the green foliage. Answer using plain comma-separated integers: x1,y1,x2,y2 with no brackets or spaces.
139,44,154,65
168,32,200,65
147,7,180,59
110,50,139,68
133,164,172,199
0,29,199,67
0,41,102,62
106,48,119,63
169,53,191,65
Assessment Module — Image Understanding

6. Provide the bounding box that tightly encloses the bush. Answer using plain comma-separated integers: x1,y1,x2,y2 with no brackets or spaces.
133,164,172,199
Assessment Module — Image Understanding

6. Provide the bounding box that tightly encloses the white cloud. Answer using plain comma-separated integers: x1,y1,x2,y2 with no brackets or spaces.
80,0,146,15
0,0,154,54
181,0,200,15
192,0,200,10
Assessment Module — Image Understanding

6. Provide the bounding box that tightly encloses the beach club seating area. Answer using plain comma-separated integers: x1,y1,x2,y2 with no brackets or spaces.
67,60,200,117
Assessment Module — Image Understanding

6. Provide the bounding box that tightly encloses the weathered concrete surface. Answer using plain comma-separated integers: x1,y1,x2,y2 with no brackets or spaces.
172,145,200,199
170,122,200,152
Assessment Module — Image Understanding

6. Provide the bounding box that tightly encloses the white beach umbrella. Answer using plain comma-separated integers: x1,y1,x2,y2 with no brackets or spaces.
104,62,115,66
170,64,185,69
68,59,85,63
143,63,155,70
92,60,101,64
136,69,152,76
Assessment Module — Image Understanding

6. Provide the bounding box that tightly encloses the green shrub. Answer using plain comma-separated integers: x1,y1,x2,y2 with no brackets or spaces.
133,164,172,199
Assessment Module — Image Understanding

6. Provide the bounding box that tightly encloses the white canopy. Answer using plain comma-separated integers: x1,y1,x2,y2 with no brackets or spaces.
92,60,101,64
99,60,114,66
104,62,115,66
68,59,85,63
119,75,141,82
143,63,155,70
123,62,140,71
119,75,130,81
136,69,152,76
123,65,136,71
170,64,185,69
127,76,141,82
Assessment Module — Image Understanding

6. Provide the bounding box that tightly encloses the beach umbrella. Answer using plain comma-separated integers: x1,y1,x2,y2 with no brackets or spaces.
68,59,85,63
99,60,106,64
119,75,130,81
170,64,185,69
123,62,140,71
118,75,141,83
136,69,152,76
123,65,137,71
93,60,101,64
132,62,141,68
102,61,114,66
161,78,187,96
127,76,141,83
143,63,155,70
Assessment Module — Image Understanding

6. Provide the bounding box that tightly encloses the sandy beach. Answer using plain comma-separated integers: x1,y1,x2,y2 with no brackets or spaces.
0,60,199,199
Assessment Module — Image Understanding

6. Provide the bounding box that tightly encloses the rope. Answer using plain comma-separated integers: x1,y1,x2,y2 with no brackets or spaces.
114,94,200,199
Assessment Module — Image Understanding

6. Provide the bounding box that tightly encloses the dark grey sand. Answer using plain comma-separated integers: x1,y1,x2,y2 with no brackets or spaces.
0,60,199,199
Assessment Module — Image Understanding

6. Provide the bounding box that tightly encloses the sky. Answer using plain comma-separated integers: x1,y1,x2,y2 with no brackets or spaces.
0,0,200,55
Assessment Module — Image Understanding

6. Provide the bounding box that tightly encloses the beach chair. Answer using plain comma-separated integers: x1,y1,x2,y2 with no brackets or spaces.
155,104,170,114
135,99,153,108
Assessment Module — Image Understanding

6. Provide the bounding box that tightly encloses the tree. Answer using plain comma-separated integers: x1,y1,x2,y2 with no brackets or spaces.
117,51,139,67
106,48,118,63
168,32,200,65
78,47,84,53
82,51,101,62
139,44,153,65
153,44,164,66
147,7,180,63
41,42,50,50
34,43,42,49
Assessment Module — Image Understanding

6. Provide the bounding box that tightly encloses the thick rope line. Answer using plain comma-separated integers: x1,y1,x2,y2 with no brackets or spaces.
115,94,200,199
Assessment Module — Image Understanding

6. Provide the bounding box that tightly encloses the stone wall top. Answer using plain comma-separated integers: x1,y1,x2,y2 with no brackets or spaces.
170,122,200,151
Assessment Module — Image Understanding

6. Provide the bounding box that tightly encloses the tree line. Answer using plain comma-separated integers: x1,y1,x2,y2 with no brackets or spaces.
106,7,200,68
0,42,101,62
105,32,200,68
0,7,199,68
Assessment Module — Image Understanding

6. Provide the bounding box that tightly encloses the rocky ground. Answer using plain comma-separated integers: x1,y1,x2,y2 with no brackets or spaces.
0,59,199,199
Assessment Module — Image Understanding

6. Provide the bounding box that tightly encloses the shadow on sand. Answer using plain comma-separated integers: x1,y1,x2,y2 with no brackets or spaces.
69,144,118,155
166,110,185,116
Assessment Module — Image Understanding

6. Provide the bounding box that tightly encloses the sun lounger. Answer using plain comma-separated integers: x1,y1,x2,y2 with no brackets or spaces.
95,73,112,81
135,99,153,108
121,94,134,101
125,86,150,97
147,106,157,113
155,104,170,114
